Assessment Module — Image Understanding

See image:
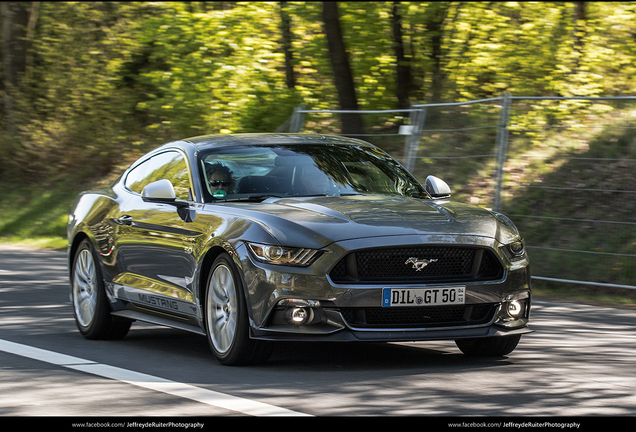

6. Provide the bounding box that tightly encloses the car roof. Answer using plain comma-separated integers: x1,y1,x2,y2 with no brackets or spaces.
181,133,377,150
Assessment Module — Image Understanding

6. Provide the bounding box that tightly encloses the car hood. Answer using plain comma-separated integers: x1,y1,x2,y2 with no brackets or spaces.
212,195,515,248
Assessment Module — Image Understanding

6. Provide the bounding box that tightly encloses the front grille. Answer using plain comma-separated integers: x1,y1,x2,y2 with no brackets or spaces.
329,246,503,284
340,304,497,329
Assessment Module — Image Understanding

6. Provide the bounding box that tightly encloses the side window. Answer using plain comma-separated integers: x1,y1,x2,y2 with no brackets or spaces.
125,151,192,201
124,161,149,194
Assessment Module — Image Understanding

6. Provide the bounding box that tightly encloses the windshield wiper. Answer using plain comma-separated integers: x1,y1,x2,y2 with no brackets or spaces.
294,192,364,197
214,194,283,203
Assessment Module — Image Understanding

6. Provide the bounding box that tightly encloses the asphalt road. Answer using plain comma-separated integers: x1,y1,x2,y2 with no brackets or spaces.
1,245,635,422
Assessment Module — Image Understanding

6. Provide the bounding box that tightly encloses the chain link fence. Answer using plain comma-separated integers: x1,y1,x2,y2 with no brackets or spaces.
281,95,636,291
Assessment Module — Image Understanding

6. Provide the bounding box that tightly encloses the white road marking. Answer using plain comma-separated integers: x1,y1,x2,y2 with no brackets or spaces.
0,339,310,417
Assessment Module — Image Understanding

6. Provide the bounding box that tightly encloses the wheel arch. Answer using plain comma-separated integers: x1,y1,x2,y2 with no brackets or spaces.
197,244,258,325
197,245,233,308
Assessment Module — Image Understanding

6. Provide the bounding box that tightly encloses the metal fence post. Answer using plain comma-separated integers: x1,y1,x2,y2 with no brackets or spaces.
289,105,305,133
404,105,426,173
494,93,511,212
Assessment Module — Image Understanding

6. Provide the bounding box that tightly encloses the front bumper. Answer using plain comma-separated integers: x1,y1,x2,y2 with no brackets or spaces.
236,235,532,343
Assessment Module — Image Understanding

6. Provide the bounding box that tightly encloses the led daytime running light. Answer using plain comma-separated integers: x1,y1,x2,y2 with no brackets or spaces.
248,243,322,267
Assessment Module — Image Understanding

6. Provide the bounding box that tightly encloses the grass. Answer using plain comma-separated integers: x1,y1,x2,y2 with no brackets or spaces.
0,163,127,251
532,280,636,310
0,147,137,250
0,180,79,249
0,236,67,250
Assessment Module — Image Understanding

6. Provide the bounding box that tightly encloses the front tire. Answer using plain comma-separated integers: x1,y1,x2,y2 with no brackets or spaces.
71,239,131,340
455,334,521,357
204,253,272,365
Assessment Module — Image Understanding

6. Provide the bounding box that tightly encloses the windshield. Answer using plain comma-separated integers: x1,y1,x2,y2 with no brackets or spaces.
197,144,428,202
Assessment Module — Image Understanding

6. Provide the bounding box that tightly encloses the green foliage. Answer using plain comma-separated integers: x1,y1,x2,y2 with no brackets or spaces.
121,2,290,136
4,2,146,180
3,2,636,176
338,2,396,109
238,88,303,132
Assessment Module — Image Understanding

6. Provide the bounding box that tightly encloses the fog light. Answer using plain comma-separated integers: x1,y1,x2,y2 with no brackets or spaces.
292,308,308,323
508,300,523,317
283,306,314,325
497,293,530,328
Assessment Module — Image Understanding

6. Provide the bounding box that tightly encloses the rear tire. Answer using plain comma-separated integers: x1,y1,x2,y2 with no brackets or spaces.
71,239,131,340
455,334,521,357
204,253,272,365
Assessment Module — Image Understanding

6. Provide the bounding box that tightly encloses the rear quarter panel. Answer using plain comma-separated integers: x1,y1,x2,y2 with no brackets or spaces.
68,189,123,278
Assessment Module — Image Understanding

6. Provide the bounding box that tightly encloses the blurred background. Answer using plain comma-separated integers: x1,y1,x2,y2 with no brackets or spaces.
1,2,635,301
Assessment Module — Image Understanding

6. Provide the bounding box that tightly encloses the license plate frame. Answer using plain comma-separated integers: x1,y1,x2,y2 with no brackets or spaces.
382,287,466,307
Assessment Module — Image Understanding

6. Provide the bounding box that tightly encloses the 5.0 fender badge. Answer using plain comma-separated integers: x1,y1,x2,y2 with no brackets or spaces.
405,257,438,271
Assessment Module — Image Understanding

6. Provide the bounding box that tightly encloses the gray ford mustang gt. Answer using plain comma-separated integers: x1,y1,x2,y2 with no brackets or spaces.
68,133,532,365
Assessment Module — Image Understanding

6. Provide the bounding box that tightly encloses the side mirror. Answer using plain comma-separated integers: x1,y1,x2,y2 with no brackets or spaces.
425,175,451,199
142,179,177,202
141,179,196,222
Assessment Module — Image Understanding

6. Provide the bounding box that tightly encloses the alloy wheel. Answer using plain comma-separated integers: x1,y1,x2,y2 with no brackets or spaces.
73,248,98,328
206,263,239,355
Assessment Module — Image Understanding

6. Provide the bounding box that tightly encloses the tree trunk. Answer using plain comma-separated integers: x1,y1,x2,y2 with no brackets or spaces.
424,3,449,104
572,1,586,74
2,2,32,133
25,2,40,69
391,1,411,110
322,2,363,135
279,1,296,89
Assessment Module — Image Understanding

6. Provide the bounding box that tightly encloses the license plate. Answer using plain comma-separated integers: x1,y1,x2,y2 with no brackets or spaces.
382,287,465,307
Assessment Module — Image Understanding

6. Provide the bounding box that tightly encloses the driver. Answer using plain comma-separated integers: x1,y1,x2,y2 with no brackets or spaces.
205,163,235,196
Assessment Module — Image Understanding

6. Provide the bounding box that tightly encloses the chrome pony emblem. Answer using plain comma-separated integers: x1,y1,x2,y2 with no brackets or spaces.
405,257,438,271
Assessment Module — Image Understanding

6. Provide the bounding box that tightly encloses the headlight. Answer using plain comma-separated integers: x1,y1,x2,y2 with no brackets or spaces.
247,243,323,267
506,239,526,259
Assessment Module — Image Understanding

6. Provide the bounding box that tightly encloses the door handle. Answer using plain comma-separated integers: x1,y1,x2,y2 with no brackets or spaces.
117,215,133,225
